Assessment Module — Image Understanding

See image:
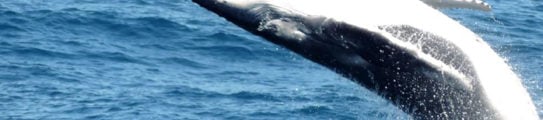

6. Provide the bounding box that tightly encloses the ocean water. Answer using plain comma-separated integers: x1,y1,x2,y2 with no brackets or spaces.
0,0,541,119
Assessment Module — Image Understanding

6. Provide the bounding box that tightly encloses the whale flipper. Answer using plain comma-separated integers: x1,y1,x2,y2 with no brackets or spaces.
420,0,492,11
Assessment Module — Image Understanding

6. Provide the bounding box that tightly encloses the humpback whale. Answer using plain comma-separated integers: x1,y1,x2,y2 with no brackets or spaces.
192,0,539,119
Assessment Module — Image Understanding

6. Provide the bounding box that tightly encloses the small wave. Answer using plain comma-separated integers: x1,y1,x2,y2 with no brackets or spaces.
194,110,229,118
228,91,280,101
0,43,75,60
208,32,250,42
0,73,28,81
113,16,195,39
536,5,543,12
131,17,185,29
55,40,88,47
163,86,224,98
22,9,192,39
159,57,211,69
294,105,332,114
62,106,106,116
84,115,106,119
248,111,280,117
8,17,29,24
106,107,123,112
0,23,24,32
218,71,260,76
10,47,74,59
164,87,281,102
185,70,261,80
185,19,218,26
506,42,543,54
511,26,538,35
137,44,177,51
0,62,76,82
0,10,20,17
80,51,149,65
186,45,257,61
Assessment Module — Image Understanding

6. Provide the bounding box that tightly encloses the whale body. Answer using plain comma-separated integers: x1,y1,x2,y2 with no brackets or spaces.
191,0,539,119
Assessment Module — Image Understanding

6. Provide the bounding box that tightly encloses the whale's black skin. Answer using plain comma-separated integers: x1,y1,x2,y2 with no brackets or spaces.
192,0,500,119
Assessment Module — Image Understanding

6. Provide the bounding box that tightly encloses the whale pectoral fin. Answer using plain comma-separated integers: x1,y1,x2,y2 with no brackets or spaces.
420,0,491,11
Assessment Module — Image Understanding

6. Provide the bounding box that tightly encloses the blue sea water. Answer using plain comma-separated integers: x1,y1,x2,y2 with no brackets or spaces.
0,0,541,119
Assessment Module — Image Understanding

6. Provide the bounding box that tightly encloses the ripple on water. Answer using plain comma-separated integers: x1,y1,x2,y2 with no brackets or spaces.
187,45,257,61
163,86,224,99
20,8,193,39
228,91,280,102
159,57,211,69
295,105,332,114
0,23,24,32
7,46,75,59
290,105,361,120
137,43,178,51
79,51,149,65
